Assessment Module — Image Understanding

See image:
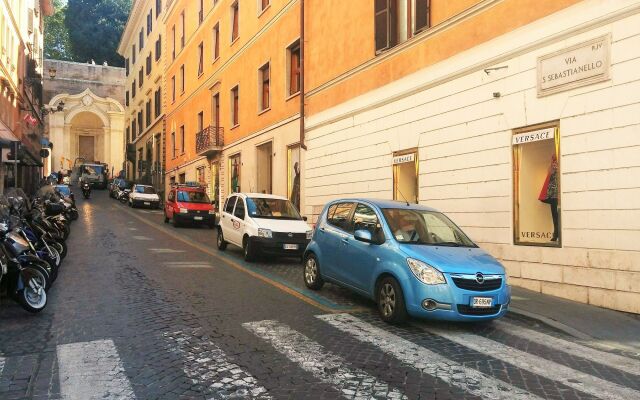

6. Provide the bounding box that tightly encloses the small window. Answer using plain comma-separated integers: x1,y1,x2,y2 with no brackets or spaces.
132,81,136,98
139,68,144,87
180,125,185,154
171,26,176,59
154,88,161,117
199,0,204,24
233,198,245,219
147,11,152,35
259,62,270,111
225,196,237,214
181,11,185,48
231,85,239,126
231,1,239,42
125,58,129,76
156,0,161,18
155,36,162,61
145,101,151,127
197,42,204,76
414,0,430,33
132,44,136,64
146,54,151,75
212,23,220,60
171,131,176,158
259,0,269,12
287,41,300,96
125,91,129,106
179,173,186,184
197,111,204,132
180,65,185,93
139,29,144,50
326,202,355,232
352,203,385,243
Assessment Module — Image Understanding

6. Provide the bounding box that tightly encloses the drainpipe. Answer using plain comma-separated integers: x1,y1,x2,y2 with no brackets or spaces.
299,0,306,150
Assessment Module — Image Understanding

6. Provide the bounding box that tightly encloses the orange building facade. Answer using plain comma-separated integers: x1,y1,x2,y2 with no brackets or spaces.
163,0,303,209
303,0,640,313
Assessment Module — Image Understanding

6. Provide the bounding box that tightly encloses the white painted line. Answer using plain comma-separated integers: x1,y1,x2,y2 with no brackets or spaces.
57,339,135,400
127,227,138,231
132,236,152,241
423,326,640,400
0,356,4,376
496,320,640,376
163,261,213,268
243,320,408,399
319,314,540,400
163,330,270,399
148,248,186,253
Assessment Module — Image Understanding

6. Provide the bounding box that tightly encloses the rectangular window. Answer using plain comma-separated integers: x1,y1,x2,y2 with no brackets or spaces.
212,93,220,127
375,0,429,53
197,111,204,133
375,0,395,52
259,0,269,12
125,91,129,107
171,131,176,158
179,173,186,184
125,58,129,76
146,54,151,75
228,153,241,193
155,36,161,61
171,26,176,59
259,62,270,111
132,120,137,139
181,11,185,48
414,0,430,33
197,42,204,76
180,65,185,93
231,1,239,42
139,68,144,87
180,125,185,154
156,0,161,18
138,111,143,134
132,44,136,64
212,23,220,60
231,85,239,126
132,81,136,98
199,0,204,24
171,76,175,102
513,123,561,246
154,88,161,117
287,41,300,96
126,127,130,143
147,11,152,35
197,166,205,184
139,29,144,50
393,149,418,204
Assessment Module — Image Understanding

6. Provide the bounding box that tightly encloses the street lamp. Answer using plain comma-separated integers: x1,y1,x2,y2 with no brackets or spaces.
41,100,64,115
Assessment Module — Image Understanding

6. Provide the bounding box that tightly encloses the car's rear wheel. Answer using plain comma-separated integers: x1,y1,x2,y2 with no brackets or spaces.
173,218,180,228
243,237,256,262
377,276,407,324
303,254,324,290
217,228,227,250
164,213,169,223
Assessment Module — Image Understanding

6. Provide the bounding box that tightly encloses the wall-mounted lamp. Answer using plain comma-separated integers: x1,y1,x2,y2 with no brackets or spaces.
48,67,57,79
42,100,65,115
484,65,508,75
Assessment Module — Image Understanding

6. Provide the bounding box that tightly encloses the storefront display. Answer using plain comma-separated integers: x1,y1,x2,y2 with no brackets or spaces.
513,123,561,246
229,153,241,194
393,149,418,204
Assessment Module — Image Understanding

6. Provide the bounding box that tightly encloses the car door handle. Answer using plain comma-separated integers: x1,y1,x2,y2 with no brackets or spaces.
341,237,349,244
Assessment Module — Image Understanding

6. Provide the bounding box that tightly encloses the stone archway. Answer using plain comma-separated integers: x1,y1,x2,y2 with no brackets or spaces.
46,88,124,176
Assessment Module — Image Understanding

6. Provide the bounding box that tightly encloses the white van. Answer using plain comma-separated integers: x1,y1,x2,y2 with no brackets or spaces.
217,193,312,261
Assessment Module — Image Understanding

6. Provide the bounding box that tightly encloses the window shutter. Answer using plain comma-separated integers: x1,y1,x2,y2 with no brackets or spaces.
28,9,34,33
374,0,389,52
415,0,430,33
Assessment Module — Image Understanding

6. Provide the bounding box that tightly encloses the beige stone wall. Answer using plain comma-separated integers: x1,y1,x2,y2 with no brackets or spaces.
43,60,125,105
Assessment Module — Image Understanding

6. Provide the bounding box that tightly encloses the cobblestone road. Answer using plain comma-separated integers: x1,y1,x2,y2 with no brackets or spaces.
1,192,639,399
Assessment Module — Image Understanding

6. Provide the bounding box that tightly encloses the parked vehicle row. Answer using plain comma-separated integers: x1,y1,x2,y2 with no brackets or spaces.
0,186,76,313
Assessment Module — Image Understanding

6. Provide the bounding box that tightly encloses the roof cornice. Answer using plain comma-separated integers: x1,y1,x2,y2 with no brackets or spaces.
117,0,147,55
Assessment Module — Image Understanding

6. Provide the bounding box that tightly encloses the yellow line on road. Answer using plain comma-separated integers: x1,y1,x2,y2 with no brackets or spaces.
116,205,367,314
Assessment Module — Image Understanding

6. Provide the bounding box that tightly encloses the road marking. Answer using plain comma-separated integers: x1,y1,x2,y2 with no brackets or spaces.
119,205,365,313
57,339,135,400
132,236,152,241
423,326,640,400
148,248,186,253
243,320,408,399
319,313,541,400
163,261,214,268
163,330,270,399
0,356,4,376
127,227,138,231
496,320,640,376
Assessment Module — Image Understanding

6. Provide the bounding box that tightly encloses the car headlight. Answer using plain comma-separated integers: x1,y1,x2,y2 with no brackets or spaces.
258,228,272,238
179,208,188,214
407,258,446,285
208,209,215,215
306,230,313,240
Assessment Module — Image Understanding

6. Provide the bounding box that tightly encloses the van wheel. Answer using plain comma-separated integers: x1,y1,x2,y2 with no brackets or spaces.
243,237,256,262
217,228,227,250
303,254,324,290
377,277,408,324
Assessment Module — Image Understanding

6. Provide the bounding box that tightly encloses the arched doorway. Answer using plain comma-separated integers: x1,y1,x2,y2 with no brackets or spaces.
70,111,104,163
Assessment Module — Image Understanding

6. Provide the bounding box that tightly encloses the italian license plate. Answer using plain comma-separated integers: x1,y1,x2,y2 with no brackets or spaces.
144,202,150,205
194,216,203,221
471,297,493,308
283,244,298,250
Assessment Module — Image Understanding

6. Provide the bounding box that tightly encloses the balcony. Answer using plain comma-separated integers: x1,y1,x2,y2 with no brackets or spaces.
196,126,224,157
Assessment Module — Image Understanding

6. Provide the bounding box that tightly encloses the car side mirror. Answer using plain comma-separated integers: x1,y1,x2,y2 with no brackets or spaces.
354,229,373,244
302,216,308,221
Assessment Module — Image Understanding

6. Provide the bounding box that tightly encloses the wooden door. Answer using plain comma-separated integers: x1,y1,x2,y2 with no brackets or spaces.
78,136,95,162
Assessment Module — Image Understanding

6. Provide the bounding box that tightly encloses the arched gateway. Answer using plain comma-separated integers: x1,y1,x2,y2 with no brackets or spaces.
46,88,124,176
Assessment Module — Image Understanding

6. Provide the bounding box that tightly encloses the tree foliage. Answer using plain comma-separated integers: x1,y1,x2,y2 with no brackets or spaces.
44,0,74,61
65,0,131,66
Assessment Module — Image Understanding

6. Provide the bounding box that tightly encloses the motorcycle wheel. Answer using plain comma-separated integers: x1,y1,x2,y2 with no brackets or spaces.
17,266,48,313
70,209,79,220
61,224,70,240
51,241,67,259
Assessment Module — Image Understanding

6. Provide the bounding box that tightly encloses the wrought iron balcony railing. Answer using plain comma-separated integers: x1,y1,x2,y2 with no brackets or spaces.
196,126,224,157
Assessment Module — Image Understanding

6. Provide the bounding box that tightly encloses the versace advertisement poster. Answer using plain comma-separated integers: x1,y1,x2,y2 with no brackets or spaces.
513,125,561,246
228,153,241,194
287,145,301,211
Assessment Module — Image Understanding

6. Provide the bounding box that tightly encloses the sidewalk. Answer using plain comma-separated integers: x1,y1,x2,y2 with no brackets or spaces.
510,286,640,353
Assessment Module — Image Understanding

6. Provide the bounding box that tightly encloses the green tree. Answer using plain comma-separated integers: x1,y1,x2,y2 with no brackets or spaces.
65,0,131,67
44,0,74,61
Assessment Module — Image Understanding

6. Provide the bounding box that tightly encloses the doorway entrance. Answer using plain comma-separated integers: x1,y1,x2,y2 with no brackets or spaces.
78,135,95,162
256,141,273,194
393,149,418,204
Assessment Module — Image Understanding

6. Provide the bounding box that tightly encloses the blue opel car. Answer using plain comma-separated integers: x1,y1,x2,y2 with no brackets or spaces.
303,199,511,323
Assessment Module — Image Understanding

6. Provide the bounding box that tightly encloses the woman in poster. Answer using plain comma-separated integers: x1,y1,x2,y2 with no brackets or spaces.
539,154,559,241
290,162,300,211
231,158,240,193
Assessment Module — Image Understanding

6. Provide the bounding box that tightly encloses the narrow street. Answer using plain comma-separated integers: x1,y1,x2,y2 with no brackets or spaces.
0,191,637,400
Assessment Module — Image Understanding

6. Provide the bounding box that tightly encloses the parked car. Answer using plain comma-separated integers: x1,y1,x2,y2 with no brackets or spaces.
164,184,216,228
303,199,511,323
217,193,312,261
129,184,161,208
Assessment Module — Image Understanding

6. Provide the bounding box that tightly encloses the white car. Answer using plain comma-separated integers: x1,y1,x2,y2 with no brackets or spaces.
217,193,312,261
129,184,161,209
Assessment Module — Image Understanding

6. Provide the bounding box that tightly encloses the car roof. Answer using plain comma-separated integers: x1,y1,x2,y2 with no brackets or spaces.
233,192,289,200
327,198,439,212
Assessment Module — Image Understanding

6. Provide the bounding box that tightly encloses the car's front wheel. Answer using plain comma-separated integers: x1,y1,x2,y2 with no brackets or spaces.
243,237,257,262
303,254,324,290
377,276,408,324
217,228,227,250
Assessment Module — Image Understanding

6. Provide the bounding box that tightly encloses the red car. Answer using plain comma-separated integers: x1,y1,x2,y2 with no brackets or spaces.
164,185,216,228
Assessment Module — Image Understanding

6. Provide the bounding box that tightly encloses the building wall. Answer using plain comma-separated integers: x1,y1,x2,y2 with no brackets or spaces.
304,0,640,313
163,0,302,206
43,60,126,105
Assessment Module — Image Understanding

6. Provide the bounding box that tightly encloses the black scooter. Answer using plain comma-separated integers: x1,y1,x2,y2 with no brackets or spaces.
81,182,91,199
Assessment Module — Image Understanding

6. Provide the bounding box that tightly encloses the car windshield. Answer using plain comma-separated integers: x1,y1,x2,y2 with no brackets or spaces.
82,165,104,175
382,208,476,247
246,197,302,220
135,186,156,194
177,190,210,203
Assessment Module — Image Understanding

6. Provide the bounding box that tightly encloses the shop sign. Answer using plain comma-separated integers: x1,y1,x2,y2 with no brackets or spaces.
537,34,610,97
512,128,555,145
393,153,415,165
